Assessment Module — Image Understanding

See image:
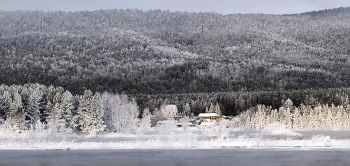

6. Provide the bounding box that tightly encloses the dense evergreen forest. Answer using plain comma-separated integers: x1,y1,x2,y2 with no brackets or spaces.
1,8,350,116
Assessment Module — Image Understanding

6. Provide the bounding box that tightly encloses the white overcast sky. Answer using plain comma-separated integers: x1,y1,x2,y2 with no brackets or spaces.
1,0,350,14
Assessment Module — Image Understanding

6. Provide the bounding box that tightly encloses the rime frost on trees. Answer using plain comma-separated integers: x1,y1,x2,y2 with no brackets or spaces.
238,99,350,130
150,108,165,126
141,108,151,128
205,103,212,113
48,91,74,133
183,103,191,116
291,108,301,130
160,104,178,120
136,108,152,134
23,85,43,128
77,90,105,136
45,85,65,125
304,95,318,107
3,9,350,95
206,103,221,115
4,87,26,132
235,95,246,112
61,91,74,129
0,91,11,123
101,92,139,133
281,98,293,108
0,84,147,135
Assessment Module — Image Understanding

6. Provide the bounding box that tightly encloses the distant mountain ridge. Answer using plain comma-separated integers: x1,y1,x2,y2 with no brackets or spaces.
298,6,350,16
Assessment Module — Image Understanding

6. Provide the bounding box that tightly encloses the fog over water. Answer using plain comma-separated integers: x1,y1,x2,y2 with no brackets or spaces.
1,0,350,14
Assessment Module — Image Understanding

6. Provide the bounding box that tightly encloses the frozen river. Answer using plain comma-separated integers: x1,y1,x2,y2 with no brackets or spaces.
1,149,350,166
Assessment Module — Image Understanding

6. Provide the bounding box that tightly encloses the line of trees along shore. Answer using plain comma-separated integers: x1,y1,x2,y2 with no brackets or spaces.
2,84,350,135
0,84,141,136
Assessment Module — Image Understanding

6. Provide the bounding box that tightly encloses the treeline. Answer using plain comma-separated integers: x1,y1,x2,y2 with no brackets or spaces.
134,87,350,116
1,8,350,94
0,83,143,136
239,99,350,130
2,83,350,134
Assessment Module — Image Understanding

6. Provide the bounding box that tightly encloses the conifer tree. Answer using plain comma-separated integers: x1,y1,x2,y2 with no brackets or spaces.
61,91,74,129
207,103,215,113
25,89,42,128
0,91,11,123
215,103,221,115
151,107,165,126
183,103,191,116
49,91,74,132
77,90,105,136
5,87,26,132
136,108,151,134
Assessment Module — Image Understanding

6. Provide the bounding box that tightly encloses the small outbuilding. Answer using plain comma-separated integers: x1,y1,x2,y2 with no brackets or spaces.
198,113,221,121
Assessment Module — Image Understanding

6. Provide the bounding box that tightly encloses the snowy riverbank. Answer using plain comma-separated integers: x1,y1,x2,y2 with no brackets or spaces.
1,126,350,150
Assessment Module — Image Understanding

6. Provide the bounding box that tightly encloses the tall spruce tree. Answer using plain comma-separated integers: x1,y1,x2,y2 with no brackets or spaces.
5,87,26,132
77,90,105,136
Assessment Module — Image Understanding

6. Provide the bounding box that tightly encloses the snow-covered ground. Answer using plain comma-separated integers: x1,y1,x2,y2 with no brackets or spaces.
1,123,350,150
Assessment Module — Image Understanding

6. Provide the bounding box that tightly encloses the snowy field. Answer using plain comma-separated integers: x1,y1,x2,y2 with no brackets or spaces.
1,124,350,150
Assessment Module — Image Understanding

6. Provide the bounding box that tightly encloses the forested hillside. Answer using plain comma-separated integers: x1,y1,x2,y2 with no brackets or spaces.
2,8,350,116
1,8,350,95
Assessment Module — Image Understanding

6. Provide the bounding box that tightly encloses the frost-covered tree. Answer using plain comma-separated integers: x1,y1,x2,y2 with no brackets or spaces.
60,91,74,129
206,103,221,115
215,103,221,115
101,92,139,133
119,95,139,133
281,98,293,108
77,90,105,136
24,88,42,128
43,85,65,125
150,107,165,126
70,95,81,130
136,108,152,134
208,103,214,113
304,95,318,107
334,105,344,129
140,108,151,128
291,107,301,130
235,95,246,113
4,87,26,132
161,104,178,120
101,92,113,131
238,97,350,130
0,91,11,123
278,106,292,129
183,103,191,116
48,90,74,133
